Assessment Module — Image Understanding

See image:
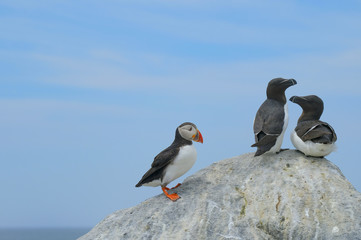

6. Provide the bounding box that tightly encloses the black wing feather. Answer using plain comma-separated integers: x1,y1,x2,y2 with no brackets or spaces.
252,99,285,153
152,147,180,168
296,120,337,144
135,146,180,187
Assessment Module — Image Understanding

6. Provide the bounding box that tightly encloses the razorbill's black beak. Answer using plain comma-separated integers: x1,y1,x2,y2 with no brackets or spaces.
281,78,297,87
289,95,307,104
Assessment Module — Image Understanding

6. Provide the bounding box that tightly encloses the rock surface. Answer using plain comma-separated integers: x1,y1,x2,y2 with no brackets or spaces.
78,150,361,240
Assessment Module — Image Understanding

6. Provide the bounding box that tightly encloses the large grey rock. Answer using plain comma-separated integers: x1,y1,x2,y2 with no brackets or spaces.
79,150,361,240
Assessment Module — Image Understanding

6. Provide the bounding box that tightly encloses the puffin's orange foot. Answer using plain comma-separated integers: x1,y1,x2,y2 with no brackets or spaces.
162,187,180,201
166,193,180,201
170,183,182,190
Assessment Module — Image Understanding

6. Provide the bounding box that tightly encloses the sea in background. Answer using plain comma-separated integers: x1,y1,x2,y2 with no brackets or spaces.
0,228,90,240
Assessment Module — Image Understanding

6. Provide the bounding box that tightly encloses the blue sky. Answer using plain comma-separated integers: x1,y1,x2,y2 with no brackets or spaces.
1,0,361,228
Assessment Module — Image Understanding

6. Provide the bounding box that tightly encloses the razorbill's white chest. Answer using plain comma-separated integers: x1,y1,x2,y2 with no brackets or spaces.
291,130,336,157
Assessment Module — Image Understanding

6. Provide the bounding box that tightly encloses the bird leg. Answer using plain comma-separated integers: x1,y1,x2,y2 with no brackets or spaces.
163,183,182,191
170,183,182,189
162,187,180,201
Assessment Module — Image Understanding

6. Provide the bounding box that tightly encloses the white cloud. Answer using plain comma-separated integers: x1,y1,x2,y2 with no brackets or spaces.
0,99,136,125
91,1,361,47
2,1,361,96
27,47,361,96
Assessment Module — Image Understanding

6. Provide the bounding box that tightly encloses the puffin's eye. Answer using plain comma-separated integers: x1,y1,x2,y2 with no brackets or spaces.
189,127,192,131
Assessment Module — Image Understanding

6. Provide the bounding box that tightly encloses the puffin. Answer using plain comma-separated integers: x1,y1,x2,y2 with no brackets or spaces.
252,78,297,156
289,95,337,157
135,122,203,201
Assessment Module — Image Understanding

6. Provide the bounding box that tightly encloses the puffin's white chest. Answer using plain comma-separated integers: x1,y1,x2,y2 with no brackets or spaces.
291,130,336,157
269,103,289,153
162,144,197,186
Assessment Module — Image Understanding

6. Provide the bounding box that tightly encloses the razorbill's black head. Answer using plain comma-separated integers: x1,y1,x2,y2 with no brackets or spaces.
289,95,337,157
267,78,297,103
135,122,203,201
289,95,323,122
252,78,297,156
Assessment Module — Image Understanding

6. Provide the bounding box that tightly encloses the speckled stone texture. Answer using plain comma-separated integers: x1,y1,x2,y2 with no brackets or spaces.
78,150,361,240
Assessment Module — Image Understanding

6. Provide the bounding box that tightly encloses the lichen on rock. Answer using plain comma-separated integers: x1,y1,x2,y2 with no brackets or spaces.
78,150,361,240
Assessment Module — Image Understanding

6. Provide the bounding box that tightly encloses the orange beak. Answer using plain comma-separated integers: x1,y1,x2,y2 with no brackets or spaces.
193,129,203,143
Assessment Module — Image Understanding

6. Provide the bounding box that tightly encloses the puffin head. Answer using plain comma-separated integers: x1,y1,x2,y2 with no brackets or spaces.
178,122,203,143
289,95,324,121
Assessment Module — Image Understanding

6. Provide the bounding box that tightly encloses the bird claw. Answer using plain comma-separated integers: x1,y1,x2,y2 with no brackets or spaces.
167,193,180,201
162,186,181,201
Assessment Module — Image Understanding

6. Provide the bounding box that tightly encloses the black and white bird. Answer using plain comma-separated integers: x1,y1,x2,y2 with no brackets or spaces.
135,122,203,201
252,78,297,156
289,95,337,157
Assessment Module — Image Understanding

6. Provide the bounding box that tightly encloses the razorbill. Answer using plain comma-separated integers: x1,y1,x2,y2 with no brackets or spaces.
135,122,203,201
289,95,337,157
252,78,297,156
